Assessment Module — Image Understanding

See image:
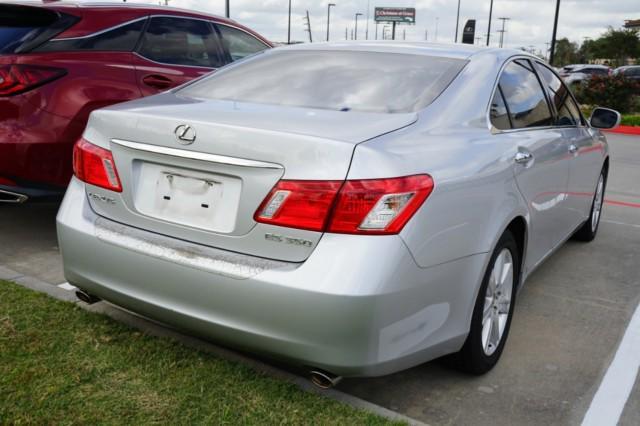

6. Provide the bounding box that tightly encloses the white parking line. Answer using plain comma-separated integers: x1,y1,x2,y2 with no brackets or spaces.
581,302,640,426
602,219,640,229
57,282,77,291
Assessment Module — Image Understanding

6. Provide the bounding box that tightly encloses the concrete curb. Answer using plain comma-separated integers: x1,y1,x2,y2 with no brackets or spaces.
0,266,427,426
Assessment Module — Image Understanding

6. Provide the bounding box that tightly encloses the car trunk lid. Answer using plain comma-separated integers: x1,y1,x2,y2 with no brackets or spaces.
82,93,417,262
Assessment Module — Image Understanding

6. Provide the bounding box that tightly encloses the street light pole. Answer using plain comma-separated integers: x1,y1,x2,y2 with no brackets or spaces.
454,0,461,43
354,13,362,40
326,3,335,42
486,0,494,46
549,0,561,65
287,0,292,44
225,0,229,18
365,0,371,40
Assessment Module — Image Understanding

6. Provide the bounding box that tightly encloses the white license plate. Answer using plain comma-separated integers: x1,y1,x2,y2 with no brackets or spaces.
134,162,241,232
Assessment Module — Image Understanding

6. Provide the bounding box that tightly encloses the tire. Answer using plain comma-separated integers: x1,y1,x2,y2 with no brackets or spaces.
454,230,520,375
573,169,606,242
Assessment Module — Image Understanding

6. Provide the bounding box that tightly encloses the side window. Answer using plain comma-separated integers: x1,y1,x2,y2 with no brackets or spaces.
215,24,268,62
535,62,582,126
34,19,145,52
138,17,224,68
498,59,554,129
490,86,512,130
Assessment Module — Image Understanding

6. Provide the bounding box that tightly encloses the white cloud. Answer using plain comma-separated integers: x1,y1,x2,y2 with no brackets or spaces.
95,0,639,54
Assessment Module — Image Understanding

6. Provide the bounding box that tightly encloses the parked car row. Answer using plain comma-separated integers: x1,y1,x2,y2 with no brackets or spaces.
0,1,271,202
558,62,640,86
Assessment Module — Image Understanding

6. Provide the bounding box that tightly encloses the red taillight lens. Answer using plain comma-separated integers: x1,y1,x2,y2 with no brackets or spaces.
254,175,434,235
328,175,434,234
73,138,122,192
254,180,343,232
0,64,66,96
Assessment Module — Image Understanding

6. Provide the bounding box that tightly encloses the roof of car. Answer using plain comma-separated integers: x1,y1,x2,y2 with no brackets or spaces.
572,64,611,70
277,41,530,61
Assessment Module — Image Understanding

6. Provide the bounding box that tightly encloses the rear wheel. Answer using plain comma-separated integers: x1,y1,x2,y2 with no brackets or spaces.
454,230,519,374
573,170,606,242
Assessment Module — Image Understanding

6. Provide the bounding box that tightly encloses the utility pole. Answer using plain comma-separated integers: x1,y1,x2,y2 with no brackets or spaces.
486,0,494,46
326,3,335,42
304,10,313,43
391,21,396,40
498,17,510,48
375,22,379,40
225,0,229,18
545,42,551,61
345,27,348,40
287,0,292,44
354,13,362,40
549,0,561,65
350,28,354,40
425,29,428,41
403,29,406,40
454,0,461,43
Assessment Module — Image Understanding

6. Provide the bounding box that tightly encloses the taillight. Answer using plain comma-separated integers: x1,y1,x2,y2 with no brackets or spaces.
73,138,122,192
0,64,66,96
254,180,342,232
255,175,434,235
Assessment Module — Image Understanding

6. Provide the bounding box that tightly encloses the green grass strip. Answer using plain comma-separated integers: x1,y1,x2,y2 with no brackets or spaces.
0,280,401,425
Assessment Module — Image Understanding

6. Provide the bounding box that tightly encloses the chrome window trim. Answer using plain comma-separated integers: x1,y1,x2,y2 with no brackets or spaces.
132,52,218,70
50,16,148,41
50,14,269,50
486,55,586,134
111,139,284,170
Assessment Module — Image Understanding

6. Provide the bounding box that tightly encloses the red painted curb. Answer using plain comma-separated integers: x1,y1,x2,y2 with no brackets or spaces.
604,125,640,136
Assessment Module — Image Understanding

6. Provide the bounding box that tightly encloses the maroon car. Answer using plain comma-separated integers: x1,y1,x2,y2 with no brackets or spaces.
0,1,272,202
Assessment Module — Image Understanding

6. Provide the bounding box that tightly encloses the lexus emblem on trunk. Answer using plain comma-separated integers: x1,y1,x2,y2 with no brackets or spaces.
174,124,196,145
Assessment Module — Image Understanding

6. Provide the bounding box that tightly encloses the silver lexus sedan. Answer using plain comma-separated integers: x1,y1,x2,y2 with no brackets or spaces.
57,42,619,386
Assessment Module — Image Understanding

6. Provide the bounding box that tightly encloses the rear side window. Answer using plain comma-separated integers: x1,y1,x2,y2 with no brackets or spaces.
215,24,268,62
138,17,224,68
498,59,553,129
179,50,467,114
34,19,145,52
535,63,582,126
0,4,78,53
490,87,512,130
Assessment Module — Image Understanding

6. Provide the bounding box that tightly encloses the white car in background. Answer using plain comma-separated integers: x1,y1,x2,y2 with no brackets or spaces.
563,64,611,86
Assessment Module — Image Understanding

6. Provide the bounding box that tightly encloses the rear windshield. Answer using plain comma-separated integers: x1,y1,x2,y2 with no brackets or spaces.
179,50,467,113
0,5,77,53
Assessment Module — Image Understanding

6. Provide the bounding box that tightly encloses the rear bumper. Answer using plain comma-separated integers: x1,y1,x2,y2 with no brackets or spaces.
57,178,487,377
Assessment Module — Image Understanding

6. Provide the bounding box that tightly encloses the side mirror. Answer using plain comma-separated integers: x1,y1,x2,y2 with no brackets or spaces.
589,107,621,129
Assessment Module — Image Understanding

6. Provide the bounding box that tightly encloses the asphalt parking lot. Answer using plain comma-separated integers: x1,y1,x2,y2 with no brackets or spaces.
1,133,638,425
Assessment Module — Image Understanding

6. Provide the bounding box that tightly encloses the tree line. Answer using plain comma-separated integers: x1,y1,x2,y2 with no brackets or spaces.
553,27,640,67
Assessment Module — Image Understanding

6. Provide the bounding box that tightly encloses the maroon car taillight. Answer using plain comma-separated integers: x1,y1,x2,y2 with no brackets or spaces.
255,175,434,235
0,64,66,96
73,138,122,192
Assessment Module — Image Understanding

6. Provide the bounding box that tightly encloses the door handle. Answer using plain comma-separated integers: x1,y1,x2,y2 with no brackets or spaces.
142,74,174,89
568,144,579,154
514,150,534,165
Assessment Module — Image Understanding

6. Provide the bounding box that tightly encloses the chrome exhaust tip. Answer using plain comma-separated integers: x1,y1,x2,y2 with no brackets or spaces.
0,189,28,204
309,369,342,389
75,290,101,305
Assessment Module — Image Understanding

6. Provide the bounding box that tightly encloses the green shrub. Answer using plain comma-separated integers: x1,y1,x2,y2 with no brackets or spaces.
621,115,640,126
574,74,640,114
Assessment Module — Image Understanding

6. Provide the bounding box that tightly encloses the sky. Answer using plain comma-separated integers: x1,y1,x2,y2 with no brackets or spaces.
107,0,638,55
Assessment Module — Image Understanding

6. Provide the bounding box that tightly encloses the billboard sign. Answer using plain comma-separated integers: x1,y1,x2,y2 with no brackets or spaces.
374,7,416,24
